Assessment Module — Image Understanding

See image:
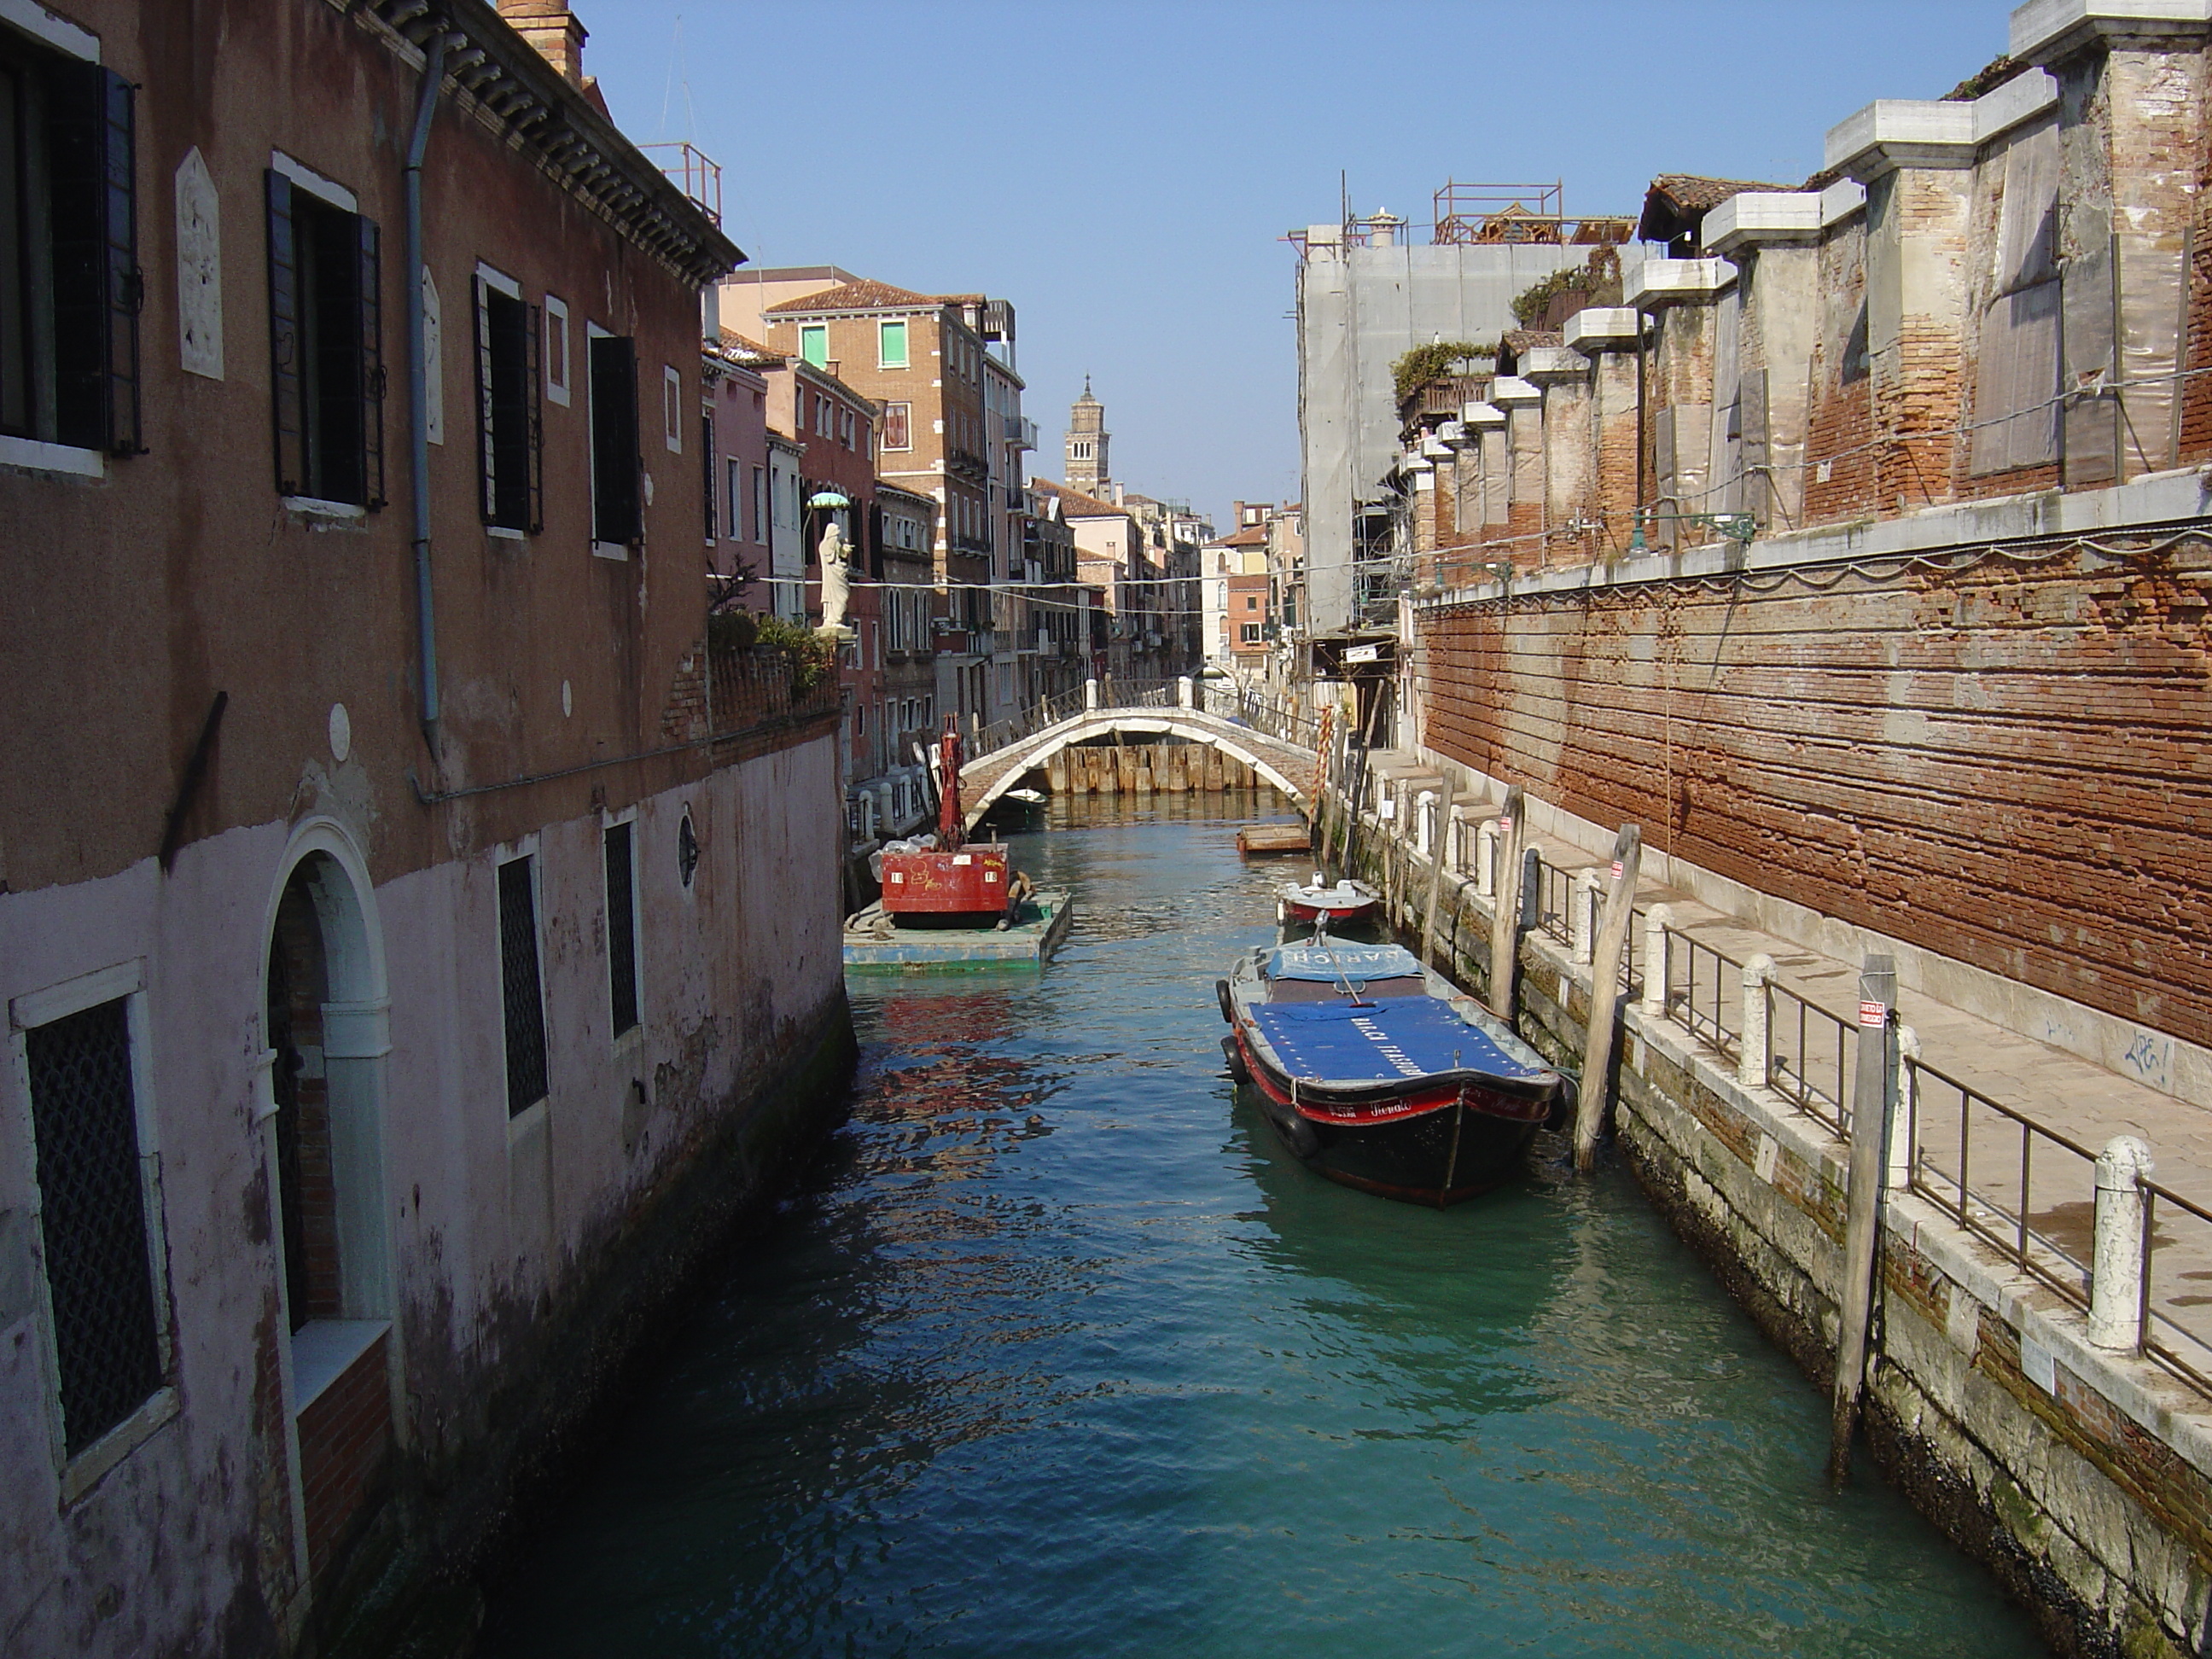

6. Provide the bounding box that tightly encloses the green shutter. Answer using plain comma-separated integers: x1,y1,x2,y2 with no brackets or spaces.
879,319,906,368
800,324,827,368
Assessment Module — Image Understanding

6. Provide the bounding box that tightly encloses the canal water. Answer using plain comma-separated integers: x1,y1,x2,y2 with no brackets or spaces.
479,800,2044,1657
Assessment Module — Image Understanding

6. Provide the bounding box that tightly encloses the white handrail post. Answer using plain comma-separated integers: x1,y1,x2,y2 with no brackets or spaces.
1570,868,1602,964
1415,789,1435,859
2090,1135,2156,1351
1476,819,1500,899
1888,1026,1918,1190
1177,674,1193,708
1738,954,1775,1090
1084,677,1099,711
1639,903,1674,1021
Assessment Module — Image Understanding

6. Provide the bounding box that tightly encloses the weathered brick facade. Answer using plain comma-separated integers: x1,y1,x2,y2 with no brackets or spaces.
1416,538,2212,1049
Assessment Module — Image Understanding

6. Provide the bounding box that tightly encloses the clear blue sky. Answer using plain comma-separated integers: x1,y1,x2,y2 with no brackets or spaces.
585,1,2008,528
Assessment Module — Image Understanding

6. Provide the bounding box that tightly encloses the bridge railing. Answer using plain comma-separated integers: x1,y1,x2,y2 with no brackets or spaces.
969,676,1326,765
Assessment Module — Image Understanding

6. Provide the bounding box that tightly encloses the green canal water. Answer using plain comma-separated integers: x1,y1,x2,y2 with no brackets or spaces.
478,801,2045,1657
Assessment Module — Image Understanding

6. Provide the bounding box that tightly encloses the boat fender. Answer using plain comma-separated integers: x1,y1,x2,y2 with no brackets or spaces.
1220,1035,1249,1082
1545,1074,1579,1136
1215,979,1236,1024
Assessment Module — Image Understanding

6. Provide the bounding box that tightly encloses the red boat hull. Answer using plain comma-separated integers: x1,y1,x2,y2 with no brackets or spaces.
1283,898,1379,924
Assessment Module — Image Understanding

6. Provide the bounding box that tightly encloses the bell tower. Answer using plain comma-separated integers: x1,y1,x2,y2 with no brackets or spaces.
1066,376,1109,497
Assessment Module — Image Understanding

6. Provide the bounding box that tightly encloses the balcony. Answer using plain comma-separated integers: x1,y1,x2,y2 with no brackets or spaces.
1005,415,1039,450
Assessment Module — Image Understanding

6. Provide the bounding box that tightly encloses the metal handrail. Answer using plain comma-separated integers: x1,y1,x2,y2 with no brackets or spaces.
2139,1178,2212,1396
1670,932,1744,1060
1766,981,1852,1133
1905,1056,2098,1312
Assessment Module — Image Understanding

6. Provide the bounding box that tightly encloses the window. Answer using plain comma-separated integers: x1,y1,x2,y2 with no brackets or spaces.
1072,440,1091,461
587,329,640,547
1245,595,1259,611
267,165,382,506
603,822,639,1039
1240,622,1263,644
839,408,854,450
0,36,139,458
878,319,907,368
883,401,910,451
20,991,166,1458
663,364,682,454
799,323,826,368
726,457,742,543
751,463,765,543
472,267,540,533
498,854,549,1115
542,294,569,405
701,413,716,539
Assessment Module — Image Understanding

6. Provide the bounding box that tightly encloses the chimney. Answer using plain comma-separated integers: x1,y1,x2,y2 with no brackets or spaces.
498,0,588,88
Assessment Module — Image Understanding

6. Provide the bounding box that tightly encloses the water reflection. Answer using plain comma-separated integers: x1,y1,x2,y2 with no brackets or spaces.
478,807,2045,1659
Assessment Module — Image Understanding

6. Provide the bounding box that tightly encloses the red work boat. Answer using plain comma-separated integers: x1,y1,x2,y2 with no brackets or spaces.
878,718,1024,928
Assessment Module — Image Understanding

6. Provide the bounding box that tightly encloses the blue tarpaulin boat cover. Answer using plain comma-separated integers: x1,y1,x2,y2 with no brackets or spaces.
1248,997,1549,1086
1266,942,1423,984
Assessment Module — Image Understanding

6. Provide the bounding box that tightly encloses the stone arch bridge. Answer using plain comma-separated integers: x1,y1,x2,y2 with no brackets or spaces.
959,680,1322,830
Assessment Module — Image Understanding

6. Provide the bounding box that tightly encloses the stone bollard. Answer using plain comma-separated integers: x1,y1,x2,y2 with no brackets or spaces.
2090,1135,2157,1352
1448,803,1470,872
1177,675,1192,708
1888,1026,1918,1190
1738,954,1775,1090
1639,904,1674,1020
1570,869,1602,964
1084,677,1099,711
1416,789,1435,859
1476,820,1500,899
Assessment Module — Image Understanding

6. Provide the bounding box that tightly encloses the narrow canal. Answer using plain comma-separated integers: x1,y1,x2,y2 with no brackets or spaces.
479,800,2043,1657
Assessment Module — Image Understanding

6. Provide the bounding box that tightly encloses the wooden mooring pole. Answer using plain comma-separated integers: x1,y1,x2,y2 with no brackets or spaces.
1574,824,1642,1172
1829,953,1900,1487
1487,785,1526,1020
1421,781,1458,970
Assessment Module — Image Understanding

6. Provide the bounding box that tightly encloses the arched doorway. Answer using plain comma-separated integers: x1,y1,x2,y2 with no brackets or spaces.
259,829,396,1587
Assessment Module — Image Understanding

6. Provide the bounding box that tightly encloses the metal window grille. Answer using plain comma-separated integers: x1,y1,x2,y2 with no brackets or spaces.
25,998,161,1456
498,857,550,1115
604,823,639,1037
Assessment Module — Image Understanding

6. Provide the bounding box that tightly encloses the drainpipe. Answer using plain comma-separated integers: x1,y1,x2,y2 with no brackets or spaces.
405,28,451,749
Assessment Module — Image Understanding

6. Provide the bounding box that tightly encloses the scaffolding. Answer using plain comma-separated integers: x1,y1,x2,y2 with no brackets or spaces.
1430,180,1633,248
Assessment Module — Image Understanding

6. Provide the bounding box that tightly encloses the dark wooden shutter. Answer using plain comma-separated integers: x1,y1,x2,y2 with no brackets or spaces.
868,503,886,579
265,171,305,496
49,65,141,454
701,410,716,539
357,215,385,509
473,274,497,522
526,302,544,533
591,334,640,544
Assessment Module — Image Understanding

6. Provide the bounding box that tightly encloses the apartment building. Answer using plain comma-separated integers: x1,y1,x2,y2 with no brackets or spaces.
0,3,851,1653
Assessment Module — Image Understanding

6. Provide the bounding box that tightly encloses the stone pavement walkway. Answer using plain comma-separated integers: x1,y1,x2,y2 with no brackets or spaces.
1434,782,2212,1382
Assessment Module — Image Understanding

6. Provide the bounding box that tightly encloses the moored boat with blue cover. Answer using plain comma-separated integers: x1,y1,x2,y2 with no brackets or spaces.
1216,937,1566,1205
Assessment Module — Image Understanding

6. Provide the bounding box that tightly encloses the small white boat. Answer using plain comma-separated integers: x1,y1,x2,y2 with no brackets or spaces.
1278,873,1381,925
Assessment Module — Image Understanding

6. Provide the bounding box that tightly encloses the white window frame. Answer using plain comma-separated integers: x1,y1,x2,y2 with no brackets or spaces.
663,364,683,455
878,318,908,369
799,323,827,368
543,294,571,407
8,958,180,1503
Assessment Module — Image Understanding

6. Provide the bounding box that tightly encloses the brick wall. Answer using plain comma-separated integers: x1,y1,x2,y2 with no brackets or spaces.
1416,542,2212,1047
297,1333,393,1580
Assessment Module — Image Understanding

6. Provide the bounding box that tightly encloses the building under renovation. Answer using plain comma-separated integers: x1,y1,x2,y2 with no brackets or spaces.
1293,183,1631,639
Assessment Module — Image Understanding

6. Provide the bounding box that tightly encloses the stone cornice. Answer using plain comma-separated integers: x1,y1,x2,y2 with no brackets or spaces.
2011,0,2212,65
1624,258,1735,308
1824,69,2058,182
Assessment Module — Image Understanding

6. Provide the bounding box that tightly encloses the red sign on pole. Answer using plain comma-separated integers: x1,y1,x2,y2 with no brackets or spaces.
1860,999,1888,1027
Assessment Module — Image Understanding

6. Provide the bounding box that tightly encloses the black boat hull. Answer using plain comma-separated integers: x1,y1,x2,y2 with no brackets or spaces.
1227,1035,1536,1207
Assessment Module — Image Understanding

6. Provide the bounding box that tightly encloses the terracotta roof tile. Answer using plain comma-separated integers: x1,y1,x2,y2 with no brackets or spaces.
1638,173,1791,244
764,279,943,315
1030,478,1130,519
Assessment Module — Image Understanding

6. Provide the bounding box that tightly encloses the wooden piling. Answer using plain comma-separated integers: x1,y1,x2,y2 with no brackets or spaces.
1421,780,1458,970
1488,785,1526,1020
1830,953,1899,1487
1574,824,1642,1173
